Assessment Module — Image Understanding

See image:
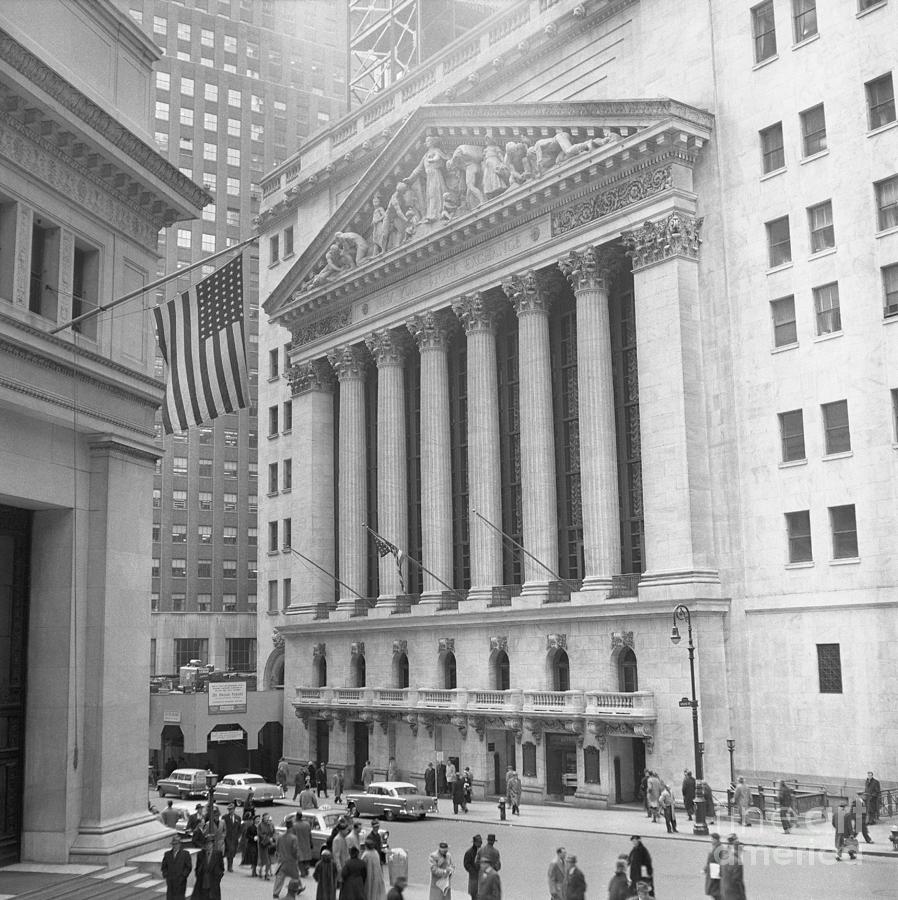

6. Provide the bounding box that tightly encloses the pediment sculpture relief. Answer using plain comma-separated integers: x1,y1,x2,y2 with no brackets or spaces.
296,127,619,294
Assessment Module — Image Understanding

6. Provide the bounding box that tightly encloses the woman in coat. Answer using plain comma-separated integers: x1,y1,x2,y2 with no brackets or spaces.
258,812,276,880
314,848,339,900
362,838,386,900
340,845,367,900
719,835,747,900
244,815,260,878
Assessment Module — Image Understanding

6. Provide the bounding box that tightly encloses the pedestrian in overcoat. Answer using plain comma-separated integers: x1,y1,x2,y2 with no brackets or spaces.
293,814,314,876
607,856,630,900
627,836,653,895
314,848,339,900
425,762,437,798
476,860,501,900
191,836,224,900
682,770,696,821
340,845,367,900
777,780,793,833
464,835,483,900
222,804,240,871
646,773,662,823
161,834,192,900
733,778,752,827
563,854,586,900
719,835,747,900
703,833,722,899
428,841,454,900
547,846,566,900
272,828,300,899
505,770,522,816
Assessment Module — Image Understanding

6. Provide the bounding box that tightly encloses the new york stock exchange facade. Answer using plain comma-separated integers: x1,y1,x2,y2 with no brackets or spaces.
256,0,871,805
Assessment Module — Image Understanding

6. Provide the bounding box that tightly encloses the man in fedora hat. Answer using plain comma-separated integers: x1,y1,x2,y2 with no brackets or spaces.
463,835,482,900
475,833,500,873
564,853,586,900
429,841,454,899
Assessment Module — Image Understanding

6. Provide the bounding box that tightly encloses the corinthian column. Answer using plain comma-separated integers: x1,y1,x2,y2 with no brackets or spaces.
365,328,409,607
501,272,558,592
326,344,368,608
558,247,620,591
452,291,502,601
407,310,454,603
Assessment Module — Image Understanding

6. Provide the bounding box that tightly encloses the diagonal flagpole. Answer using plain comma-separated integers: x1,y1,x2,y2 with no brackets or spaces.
288,547,366,601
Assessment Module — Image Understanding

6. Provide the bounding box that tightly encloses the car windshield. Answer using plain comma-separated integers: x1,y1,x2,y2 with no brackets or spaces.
321,813,343,828
243,776,266,785
393,787,418,796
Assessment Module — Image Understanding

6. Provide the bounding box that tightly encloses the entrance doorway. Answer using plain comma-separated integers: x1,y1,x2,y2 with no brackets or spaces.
0,506,31,866
545,733,577,797
352,722,369,786
257,721,283,784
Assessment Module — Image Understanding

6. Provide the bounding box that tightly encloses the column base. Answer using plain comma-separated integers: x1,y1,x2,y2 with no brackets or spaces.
62,812,171,868
637,569,722,602
579,574,613,593
417,591,443,608
373,594,399,615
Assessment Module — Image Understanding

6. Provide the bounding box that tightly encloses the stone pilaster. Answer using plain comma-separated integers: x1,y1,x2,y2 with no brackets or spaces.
452,291,503,602
621,212,718,598
558,247,620,592
364,329,409,607
287,360,336,612
407,310,454,603
326,345,369,608
501,272,558,593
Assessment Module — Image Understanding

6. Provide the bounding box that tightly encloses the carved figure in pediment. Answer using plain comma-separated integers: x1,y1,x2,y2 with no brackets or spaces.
309,241,353,287
530,128,596,174
384,181,420,251
481,136,509,199
335,231,369,266
370,193,387,256
409,136,449,223
449,144,484,210
441,163,464,220
504,139,533,186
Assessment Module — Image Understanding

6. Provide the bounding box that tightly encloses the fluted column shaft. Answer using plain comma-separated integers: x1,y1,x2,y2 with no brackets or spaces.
327,345,368,607
560,248,621,589
408,311,454,601
453,292,502,599
503,273,558,590
365,329,408,605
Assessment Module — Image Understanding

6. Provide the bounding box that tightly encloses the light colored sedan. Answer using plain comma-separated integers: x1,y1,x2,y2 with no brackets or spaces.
212,773,284,806
277,809,373,860
345,781,438,820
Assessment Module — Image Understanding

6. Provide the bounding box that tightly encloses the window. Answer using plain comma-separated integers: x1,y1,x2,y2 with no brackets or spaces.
226,177,240,195
155,131,168,151
249,494,258,512
201,27,214,46
202,202,216,222
197,560,212,578
283,518,292,550
204,112,218,132
248,593,257,610
251,123,263,142
792,0,817,41
223,459,238,478
786,510,812,562
752,2,776,62
180,77,194,97
227,208,240,228
269,348,279,378
172,489,187,509
228,89,242,108
800,104,827,156
224,429,238,447
171,593,185,612
268,405,279,436
859,0,884,8
171,558,187,578
223,559,237,579
152,522,160,543
175,638,208,669
283,458,292,491
829,504,858,558
204,173,216,192
199,426,213,445
817,644,842,693
283,401,293,432
892,388,898,440
223,492,237,511
227,638,257,672
177,22,191,41
222,526,237,545
779,410,805,461
766,217,792,267
156,72,170,91
866,73,896,130
204,84,218,105
198,491,213,510
248,527,257,546
771,296,797,347
268,462,278,493
283,578,291,608
522,743,537,777
153,488,161,508
284,226,294,256
226,146,240,167
813,283,841,335
172,455,188,475
584,746,600,784
822,400,851,453
251,94,262,112
197,593,212,612
808,201,835,252
228,118,241,137
248,462,258,479
269,234,279,264
176,229,191,250
151,593,159,613
247,562,257,580
268,521,279,552
155,100,169,121
875,176,898,230
198,525,212,543
883,264,898,317
151,557,160,578
268,580,278,612
180,107,194,127
222,593,237,611
153,15,167,35
203,142,217,163
172,524,187,544
224,34,237,54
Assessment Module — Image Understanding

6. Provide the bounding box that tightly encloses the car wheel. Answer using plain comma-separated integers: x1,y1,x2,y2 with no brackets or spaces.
383,808,395,822
419,813,426,820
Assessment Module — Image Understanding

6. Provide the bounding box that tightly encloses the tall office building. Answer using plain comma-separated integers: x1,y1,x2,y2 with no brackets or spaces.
118,0,346,762
257,0,898,804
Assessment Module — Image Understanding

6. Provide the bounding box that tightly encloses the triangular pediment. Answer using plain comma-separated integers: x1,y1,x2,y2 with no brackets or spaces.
264,99,712,322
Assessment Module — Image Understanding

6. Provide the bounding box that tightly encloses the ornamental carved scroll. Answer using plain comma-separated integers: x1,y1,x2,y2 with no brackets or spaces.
622,211,703,271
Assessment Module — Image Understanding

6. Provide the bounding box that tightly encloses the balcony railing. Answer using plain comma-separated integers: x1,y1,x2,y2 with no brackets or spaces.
585,690,655,717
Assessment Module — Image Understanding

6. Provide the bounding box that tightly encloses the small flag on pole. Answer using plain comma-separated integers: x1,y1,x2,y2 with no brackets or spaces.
153,255,249,434
367,526,407,593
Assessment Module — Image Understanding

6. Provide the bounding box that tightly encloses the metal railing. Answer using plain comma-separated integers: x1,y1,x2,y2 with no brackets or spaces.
608,573,641,598
489,585,521,607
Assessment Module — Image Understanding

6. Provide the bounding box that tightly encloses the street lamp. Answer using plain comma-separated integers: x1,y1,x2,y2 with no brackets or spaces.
726,739,736,816
671,604,709,835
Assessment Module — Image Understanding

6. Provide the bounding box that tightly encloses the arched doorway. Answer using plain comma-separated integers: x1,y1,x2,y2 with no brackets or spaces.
351,653,366,688
393,652,409,689
257,721,283,783
493,650,510,690
264,650,284,690
551,649,570,692
314,655,327,687
442,652,457,689
619,647,638,693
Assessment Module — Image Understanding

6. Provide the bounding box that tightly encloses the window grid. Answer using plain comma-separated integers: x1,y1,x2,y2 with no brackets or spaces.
752,1,777,63
767,217,792,267
792,0,817,41
813,283,841,335
829,504,858,558
817,644,842,693
771,296,797,347
884,264,898,316
808,201,835,252
866,73,896,129
779,410,806,461
786,510,812,562
875,176,898,230
822,400,851,454
760,122,785,173
800,104,827,156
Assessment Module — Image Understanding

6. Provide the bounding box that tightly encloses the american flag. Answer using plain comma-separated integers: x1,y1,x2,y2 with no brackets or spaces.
153,255,249,434
366,525,407,593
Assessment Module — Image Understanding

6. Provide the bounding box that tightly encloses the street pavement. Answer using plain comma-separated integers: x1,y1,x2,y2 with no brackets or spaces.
149,792,898,898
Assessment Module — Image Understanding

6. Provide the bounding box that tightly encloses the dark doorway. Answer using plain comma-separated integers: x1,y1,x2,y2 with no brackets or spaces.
207,725,248,775
545,733,577,797
619,648,638,693
351,654,366,687
161,724,185,773
614,756,622,804
494,651,510,690
632,740,646,799
352,722,369,786
393,653,409,688
257,722,283,784
0,506,31,866
315,720,330,766
443,652,457,689
552,649,570,692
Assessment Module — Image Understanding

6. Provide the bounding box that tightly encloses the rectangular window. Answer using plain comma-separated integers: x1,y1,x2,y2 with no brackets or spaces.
248,527,258,546
269,234,279,264
247,562,257,580
283,577,291,608
792,0,817,41
883,264,898,317
177,22,191,41
817,644,842,693
224,430,238,447
224,34,237,54
808,200,835,252
155,100,170,122
249,494,258,513
226,147,240,167
283,517,292,550
268,405,279,436
226,638,257,672
284,226,294,257
269,348,279,379
152,523,160,543
197,593,212,612
829,504,858,558
248,461,258,479
151,557,160,579
198,491,213,510
223,492,237,511
800,104,827,156
248,593,257,610
171,593,185,612
198,457,213,478
223,526,237,545
156,72,170,91
227,177,240,195
203,142,217,161
174,638,208,669
204,83,218,103
283,400,293,432
268,579,278,612
822,399,851,453
268,462,278,493
202,202,216,222
153,488,161,508
813,283,841,335
198,525,212,543
227,208,240,228
197,560,212,578
779,410,806,461
172,455,188,475
786,510,812,562
251,123,263,142
223,459,238,478
771,296,797,347
760,122,785,173
859,0,883,8
199,426,213,445
151,593,159,613
222,593,237,611
180,107,194,127
154,15,167,35
171,558,187,578
172,489,187,509
268,521,279,552
875,176,898,230
283,458,292,491
180,76,194,97
751,1,777,62
223,559,237,578
228,118,241,138
172,524,187,544
766,216,792,267
867,73,896,130
204,112,218,132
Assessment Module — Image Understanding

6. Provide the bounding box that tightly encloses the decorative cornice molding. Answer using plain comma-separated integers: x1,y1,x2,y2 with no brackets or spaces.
407,309,454,351
622,211,703,271
452,291,500,335
364,327,410,367
326,344,368,382
86,436,158,464
558,246,613,293
287,359,335,396
291,309,352,348
501,270,550,316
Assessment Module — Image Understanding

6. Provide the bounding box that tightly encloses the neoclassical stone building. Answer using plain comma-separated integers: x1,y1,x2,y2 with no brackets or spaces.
258,0,898,803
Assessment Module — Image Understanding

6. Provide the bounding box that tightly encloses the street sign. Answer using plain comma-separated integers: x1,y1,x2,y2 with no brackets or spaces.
209,728,244,743
678,697,694,708
208,680,247,714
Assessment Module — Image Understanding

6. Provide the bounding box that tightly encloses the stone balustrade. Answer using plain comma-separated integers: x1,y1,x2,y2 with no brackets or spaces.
585,690,655,717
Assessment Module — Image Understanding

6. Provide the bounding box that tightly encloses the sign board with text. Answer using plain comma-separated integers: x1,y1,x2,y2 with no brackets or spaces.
208,680,247,714
209,728,245,743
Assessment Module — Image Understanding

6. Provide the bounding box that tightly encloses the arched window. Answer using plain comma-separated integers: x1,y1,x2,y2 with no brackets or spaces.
443,652,457,689
619,647,638,693
315,655,327,687
270,655,284,689
351,654,366,688
494,650,510,691
552,649,570,692
393,652,409,689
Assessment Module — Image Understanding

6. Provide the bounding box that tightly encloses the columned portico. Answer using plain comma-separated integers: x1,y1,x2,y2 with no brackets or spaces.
502,272,558,593
327,345,369,608
452,292,503,602
559,247,621,591
365,329,409,607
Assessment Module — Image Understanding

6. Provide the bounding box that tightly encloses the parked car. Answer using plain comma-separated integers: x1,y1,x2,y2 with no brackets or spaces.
277,809,379,860
157,768,209,800
345,781,438,820
212,773,284,806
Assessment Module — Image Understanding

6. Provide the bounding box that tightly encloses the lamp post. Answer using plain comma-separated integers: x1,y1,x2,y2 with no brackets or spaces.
671,604,709,835
726,739,736,816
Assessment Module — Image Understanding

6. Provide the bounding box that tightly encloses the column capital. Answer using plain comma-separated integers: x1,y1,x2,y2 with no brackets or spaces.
501,270,551,316
621,211,703,272
407,309,454,351
327,344,369,381
288,359,335,395
452,291,500,335
365,328,410,367
558,246,614,293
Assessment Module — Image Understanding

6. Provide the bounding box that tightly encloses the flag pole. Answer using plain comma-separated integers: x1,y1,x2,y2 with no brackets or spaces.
49,234,259,335
471,507,569,587
288,547,367,601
